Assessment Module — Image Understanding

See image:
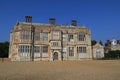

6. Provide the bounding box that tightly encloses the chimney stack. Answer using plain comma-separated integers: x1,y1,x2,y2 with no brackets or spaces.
25,16,32,23
49,18,55,25
71,20,77,26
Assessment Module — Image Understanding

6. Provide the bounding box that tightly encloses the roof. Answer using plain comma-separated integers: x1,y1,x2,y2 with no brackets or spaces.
16,22,87,29
93,42,103,48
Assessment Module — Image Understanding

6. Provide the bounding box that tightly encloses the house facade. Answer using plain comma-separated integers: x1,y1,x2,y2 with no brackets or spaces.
92,42,104,59
105,39,120,53
9,16,92,61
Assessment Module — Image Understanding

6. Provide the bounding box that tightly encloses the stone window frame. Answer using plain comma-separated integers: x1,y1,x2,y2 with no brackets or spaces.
34,32,40,41
42,46,48,54
68,47,74,56
77,33,86,41
62,34,66,41
42,32,48,41
68,34,73,42
53,31,60,39
77,47,87,53
52,42,59,47
20,31,31,40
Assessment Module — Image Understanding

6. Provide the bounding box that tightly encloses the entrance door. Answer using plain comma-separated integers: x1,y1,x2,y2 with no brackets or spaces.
53,52,58,60
96,50,101,58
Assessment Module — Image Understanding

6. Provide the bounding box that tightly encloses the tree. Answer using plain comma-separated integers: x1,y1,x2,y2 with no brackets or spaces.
91,40,97,46
105,40,111,47
104,50,120,59
0,41,9,58
99,40,103,45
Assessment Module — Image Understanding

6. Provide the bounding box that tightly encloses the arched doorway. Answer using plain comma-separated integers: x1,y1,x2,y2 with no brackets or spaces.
53,52,58,60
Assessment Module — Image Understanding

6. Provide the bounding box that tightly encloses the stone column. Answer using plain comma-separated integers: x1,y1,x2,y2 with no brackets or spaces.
49,50,53,61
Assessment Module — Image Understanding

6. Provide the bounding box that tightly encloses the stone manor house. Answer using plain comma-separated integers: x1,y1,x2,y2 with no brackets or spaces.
9,16,104,61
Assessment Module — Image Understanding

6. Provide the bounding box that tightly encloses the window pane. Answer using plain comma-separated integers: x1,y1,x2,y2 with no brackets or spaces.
62,34,66,41
77,47,86,53
68,34,73,42
35,32,40,41
18,45,31,56
20,31,31,40
43,46,48,53
78,34,85,41
34,46,40,53
69,47,74,56
53,42,59,47
43,33,48,41
53,31,59,39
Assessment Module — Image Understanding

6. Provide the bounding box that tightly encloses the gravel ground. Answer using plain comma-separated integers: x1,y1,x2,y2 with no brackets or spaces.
0,60,120,80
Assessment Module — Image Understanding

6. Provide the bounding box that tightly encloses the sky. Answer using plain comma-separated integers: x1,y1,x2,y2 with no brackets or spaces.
0,0,120,44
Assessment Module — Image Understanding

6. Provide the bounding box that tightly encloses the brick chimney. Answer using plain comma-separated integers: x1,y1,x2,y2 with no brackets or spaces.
49,18,55,25
71,20,77,26
25,16,32,23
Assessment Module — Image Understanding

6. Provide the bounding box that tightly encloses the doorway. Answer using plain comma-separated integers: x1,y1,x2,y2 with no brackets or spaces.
53,52,58,60
96,50,101,58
